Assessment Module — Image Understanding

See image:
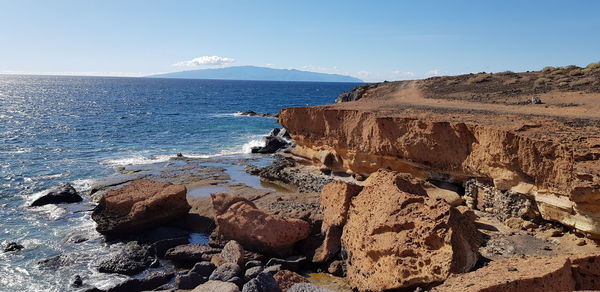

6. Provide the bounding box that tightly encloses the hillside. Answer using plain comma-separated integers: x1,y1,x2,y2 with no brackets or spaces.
148,66,363,82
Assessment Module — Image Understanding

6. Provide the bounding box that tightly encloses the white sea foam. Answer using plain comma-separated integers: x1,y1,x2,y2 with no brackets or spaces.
100,154,173,167
72,178,96,193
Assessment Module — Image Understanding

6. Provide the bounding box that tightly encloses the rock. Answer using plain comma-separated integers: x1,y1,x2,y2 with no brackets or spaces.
152,236,189,258
252,136,290,154
212,193,311,256
97,242,152,275
30,183,82,207
571,254,600,290
312,227,342,263
266,256,307,272
327,260,345,277
177,272,207,290
192,280,241,292
240,110,278,118
242,272,280,292
164,244,221,266
531,96,543,104
209,262,242,282
541,229,563,237
191,261,217,277
38,255,70,270
464,178,539,221
105,270,175,292
71,275,83,287
263,264,282,274
91,179,190,235
246,260,263,269
432,256,575,292
287,283,332,292
220,240,245,267
522,220,537,230
245,266,265,281
577,239,587,246
3,242,24,252
341,170,482,291
273,270,309,292
505,217,525,229
320,181,363,231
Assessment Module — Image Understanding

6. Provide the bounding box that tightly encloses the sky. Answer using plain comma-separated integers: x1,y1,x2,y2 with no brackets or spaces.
0,0,599,82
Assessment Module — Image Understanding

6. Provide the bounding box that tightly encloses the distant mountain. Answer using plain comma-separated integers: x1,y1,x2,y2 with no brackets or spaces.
148,66,363,82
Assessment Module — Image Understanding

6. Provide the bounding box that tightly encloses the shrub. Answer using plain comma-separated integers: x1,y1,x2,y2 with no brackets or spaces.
542,66,556,73
586,61,600,70
534,77,551,87
504,78,519,85
570,77,595,87
569,69,585,76
468,74,492,84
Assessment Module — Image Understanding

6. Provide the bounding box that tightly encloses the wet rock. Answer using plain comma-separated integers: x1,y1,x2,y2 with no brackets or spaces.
341,170,482,291
66,233,88,244
287,283,332,292
38,255,71,270
30,183,82,207
432,256,574,291
242,272,280,292
273,270,309,292
252,136,290,154
3,242,24,252
191,261,217,277
245,266,264,281
220,240,245,267
212,193,311,256
92,179,190,236
192,280,240,292
105,270,175,292
246,260,263,269
240,110,278,118
177,272,207,290
247,155,333,193
97,242,152,275
71,275,83,287
152,236,189,258
266,256,307,272
209,262,242,282
164,244,221,267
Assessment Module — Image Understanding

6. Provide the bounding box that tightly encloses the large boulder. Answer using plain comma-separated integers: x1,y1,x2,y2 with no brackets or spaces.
164,244,221,266
192,280,241,292
97,242,152,275
92,179,190,235
212,193,310,256
31,183,82,207
341,169,482,291
432,255,575,292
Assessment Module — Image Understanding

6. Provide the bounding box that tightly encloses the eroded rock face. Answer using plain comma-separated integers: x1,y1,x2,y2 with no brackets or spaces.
432,255,576,292
341,170,482,291
92,179,190,235
212,193,311,256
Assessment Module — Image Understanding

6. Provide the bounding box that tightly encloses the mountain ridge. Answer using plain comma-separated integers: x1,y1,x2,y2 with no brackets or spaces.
147,65,363,82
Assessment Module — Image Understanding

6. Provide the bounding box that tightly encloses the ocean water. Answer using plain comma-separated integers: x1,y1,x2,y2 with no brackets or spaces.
0,75,360,291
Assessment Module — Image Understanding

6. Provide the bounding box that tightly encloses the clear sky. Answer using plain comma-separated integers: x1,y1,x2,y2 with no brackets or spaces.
1,0,599,82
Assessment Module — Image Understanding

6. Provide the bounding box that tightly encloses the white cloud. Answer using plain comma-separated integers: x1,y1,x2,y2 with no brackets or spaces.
426,69,442,77
173,56,235,67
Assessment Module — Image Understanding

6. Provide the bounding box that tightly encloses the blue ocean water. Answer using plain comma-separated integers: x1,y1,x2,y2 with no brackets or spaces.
0,75,360,291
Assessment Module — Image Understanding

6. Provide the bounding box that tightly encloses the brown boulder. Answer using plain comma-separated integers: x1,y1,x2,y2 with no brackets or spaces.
432,255,575,292
219,240,245,267
92,179,190,235
273,270,309,292
341,169,482,291
320,181,363,232
571,253,600,290
212,193,311,256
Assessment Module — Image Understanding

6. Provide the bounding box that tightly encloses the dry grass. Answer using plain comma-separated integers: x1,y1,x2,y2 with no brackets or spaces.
569,68,585,76
534,77,551,87
504,78,519,85
570,77,595,87
586,61,600,70
468,74,492,84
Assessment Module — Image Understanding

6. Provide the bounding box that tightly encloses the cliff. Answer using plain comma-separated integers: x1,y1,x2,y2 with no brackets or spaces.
279,63,600,237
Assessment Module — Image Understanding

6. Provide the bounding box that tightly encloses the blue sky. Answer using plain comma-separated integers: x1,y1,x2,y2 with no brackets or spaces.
1,0,599,82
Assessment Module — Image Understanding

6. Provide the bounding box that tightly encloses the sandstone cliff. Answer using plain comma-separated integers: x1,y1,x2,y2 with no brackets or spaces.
278,63,600,237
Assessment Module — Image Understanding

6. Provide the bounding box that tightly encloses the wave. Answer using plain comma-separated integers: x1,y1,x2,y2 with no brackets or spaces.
100,137,267,167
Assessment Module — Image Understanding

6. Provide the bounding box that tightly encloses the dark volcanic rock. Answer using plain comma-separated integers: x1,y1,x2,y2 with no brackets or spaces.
251,128,293,154
38,255,71,270
246,155,333,193
105,270,175,292
287,283,331,292
71,275,83,287
97,242,152,275
4,242,24,252
334,83,377,103
240,110,278,118
242,272,280,292
245,266,265,281
266,256,307,272
164,244,221,266
30,183,82,207
209,262,242,282
152,236,189,258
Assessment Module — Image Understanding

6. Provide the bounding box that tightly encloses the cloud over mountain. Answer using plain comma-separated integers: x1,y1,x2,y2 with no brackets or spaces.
173,56,235,67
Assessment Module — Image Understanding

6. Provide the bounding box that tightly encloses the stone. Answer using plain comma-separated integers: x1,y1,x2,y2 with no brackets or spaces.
190,261,217,277
327,260,345,277
242,272,280,292
177,272,206,290
92,179,190,235
192,280,241,292
212,193,311,256
38,255,71,270
4,242,24,252
252,136,290,154
164,244,221,266
152,236,189,258
505,217,525,229
245,265,264,281
266,256,307,272
97,242,152,275
287,283,332,292
71,275,83,287
312,226,342,263
105,270,174,292
209,263,242,282
30,183,82,207
319,181,363,232
246,260,263,269
571,254,600,290
220,240,245,267
273,270,308,292
341,170,482,291
431,256,575,292
263,264,282,274
531,96,543,104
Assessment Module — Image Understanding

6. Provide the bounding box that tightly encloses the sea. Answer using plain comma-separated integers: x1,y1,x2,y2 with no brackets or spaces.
0,75,360,291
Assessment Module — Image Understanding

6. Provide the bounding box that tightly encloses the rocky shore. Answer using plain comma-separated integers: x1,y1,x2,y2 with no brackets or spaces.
5,62,600,291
